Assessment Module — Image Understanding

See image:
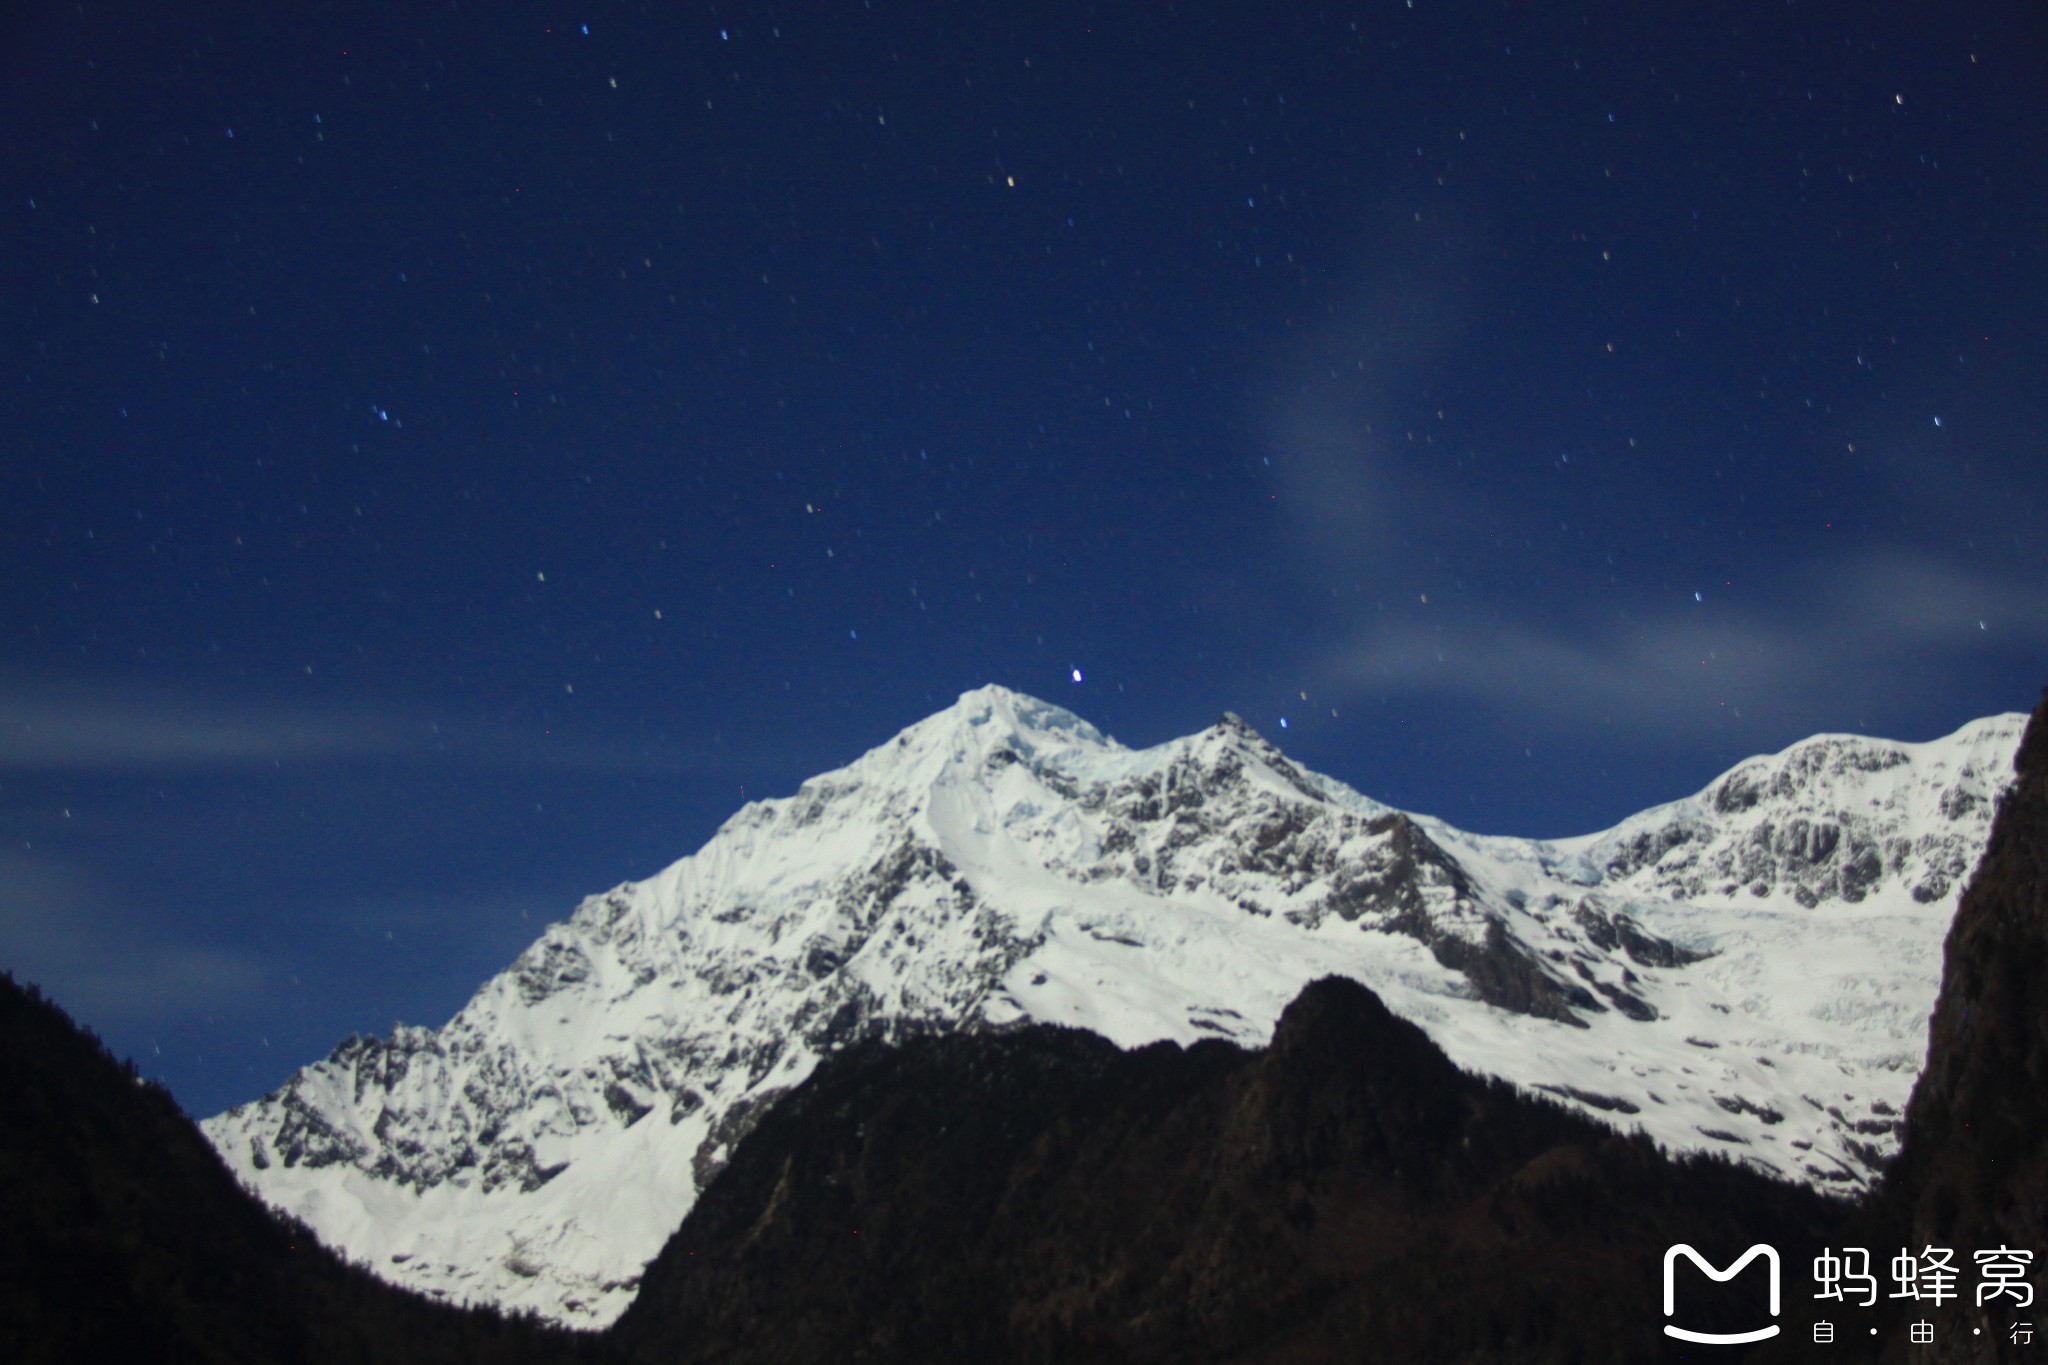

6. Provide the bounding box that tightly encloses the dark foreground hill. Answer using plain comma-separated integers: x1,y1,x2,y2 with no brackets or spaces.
1887,684,2048,1362
0,972,607,1365
612,973,1845,1364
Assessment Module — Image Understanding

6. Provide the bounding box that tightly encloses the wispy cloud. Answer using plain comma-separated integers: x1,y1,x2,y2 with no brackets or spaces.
0,678,763,777
1254,205,1484,585
1827,549,2048,645
1318,549,2048,734
0,682,404,769
1247,217,2046,745
0,852,271,1022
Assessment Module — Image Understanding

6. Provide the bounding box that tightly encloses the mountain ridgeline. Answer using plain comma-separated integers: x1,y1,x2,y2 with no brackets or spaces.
202,687,2024,1325
618,683,2044,1362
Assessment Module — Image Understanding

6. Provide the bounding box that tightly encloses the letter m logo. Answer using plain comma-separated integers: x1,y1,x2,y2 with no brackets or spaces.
1663,1243,1781,1344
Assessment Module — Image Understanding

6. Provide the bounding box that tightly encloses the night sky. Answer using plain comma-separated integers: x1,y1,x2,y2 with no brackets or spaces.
5,0,2044,1119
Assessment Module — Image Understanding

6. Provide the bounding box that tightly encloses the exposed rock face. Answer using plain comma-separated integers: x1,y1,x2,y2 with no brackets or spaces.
1585,732,2002,910
200,686,2023,1326
612,975,1845,1365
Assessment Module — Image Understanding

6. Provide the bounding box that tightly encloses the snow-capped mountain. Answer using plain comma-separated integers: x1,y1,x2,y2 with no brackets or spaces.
201,686,2024,1329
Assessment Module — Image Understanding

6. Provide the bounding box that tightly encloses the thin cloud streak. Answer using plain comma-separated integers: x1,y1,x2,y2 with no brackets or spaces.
0,852,272,1022
0,680,769,778
1251,195,1489,590
0,685,403,768
1320,550,2048,735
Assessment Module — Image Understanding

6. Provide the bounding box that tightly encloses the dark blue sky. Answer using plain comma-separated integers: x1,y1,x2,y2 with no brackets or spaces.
5,0,2044,1118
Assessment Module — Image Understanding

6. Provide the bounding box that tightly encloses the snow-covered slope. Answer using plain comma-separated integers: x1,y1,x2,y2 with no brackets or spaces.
201,686,2024,1328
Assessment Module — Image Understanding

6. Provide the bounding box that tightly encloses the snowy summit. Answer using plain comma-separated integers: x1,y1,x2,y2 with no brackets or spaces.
203,685,2025,1328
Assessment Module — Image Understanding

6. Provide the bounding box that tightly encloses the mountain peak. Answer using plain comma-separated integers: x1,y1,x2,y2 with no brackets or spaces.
942,683,1109,740
885,684,1117,765
1207,709,1278,750
202,692,2026,1329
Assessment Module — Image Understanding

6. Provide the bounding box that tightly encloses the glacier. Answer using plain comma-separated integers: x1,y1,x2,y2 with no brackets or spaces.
201,684,2024,1328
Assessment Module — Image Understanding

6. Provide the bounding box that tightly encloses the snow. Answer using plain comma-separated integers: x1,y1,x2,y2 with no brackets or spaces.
201,684,2025,1328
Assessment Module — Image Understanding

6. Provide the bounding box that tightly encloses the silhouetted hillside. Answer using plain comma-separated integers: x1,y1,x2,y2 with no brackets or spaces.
1893,686,2048,1360
0,972,602,1365
613,972,1847,1363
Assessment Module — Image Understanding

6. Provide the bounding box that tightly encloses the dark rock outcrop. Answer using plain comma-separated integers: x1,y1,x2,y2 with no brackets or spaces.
1876,687,2048,1361
1891,689,2048,1257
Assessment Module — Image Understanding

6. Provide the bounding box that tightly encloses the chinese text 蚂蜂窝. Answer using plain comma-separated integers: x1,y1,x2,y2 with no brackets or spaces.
1811,1246,2035,1308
